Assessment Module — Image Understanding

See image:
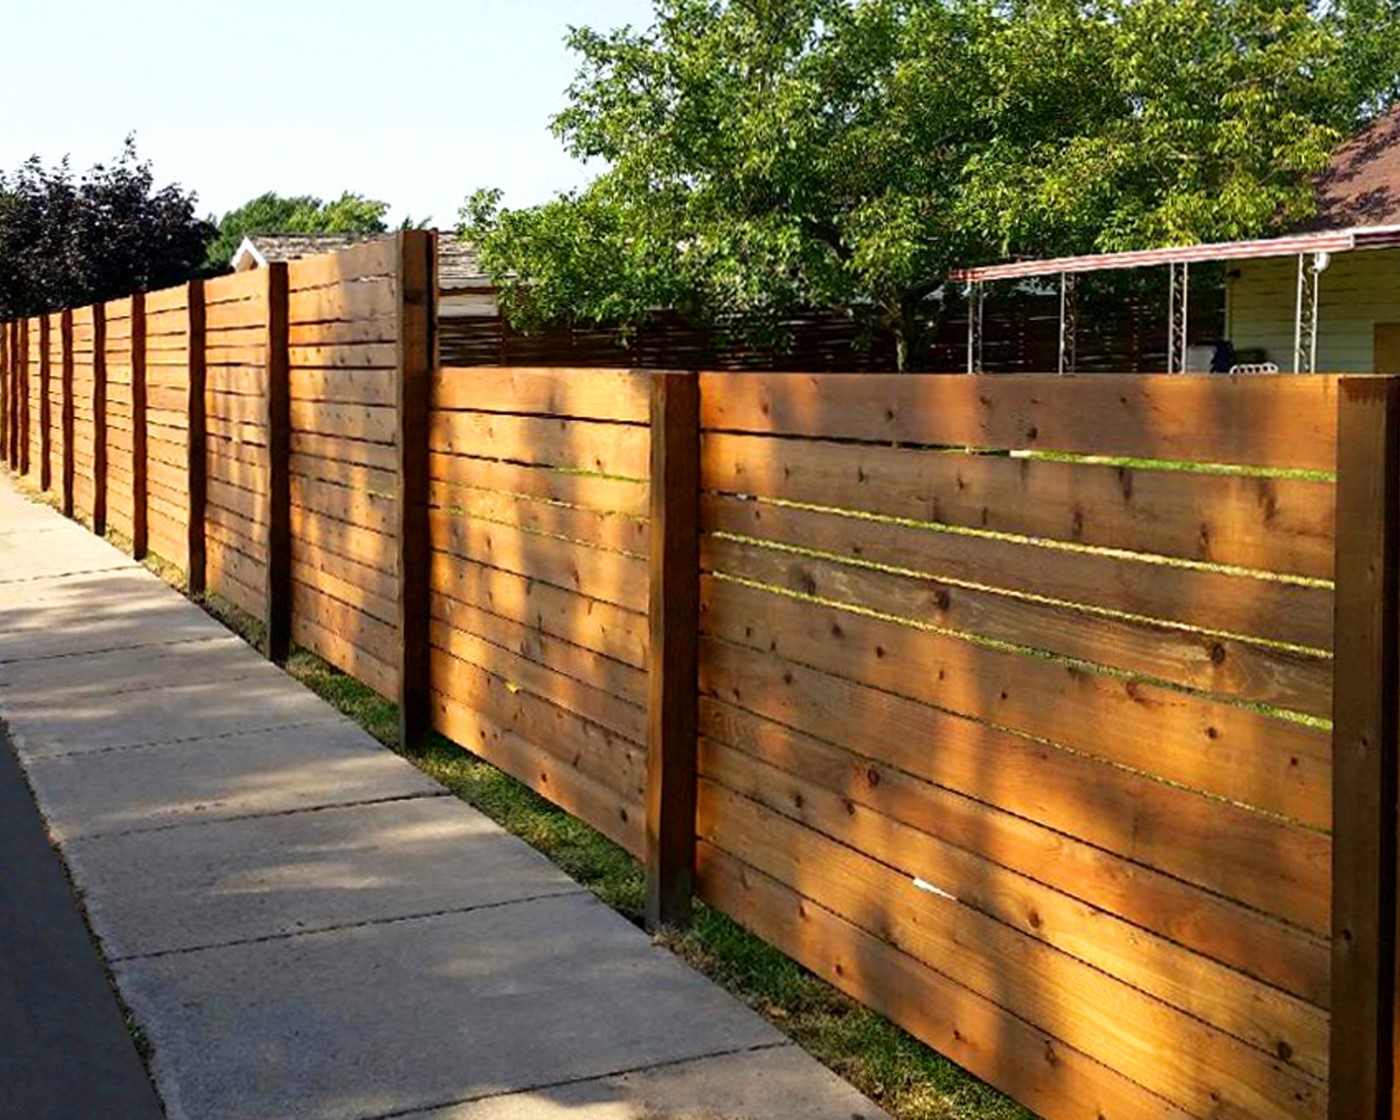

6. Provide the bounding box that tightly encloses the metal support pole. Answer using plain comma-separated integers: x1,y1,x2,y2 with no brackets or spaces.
966,281,984,375
1294,252,1326,374
1168,261,1190,374
1058,272,1078,376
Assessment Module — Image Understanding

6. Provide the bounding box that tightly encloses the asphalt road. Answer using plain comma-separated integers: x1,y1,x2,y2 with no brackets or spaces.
0,721,164,1120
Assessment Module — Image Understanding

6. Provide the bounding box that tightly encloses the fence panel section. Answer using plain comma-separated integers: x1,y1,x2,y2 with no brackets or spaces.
103,298,138,540
695,372,1336,1120
202,270,270,618
70,306,100,525
285,241,402,697
428,367,653,856
144,284,192,567
22,317,41,485
45,312,63,496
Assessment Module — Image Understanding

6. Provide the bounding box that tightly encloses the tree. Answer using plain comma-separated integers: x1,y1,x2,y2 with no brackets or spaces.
204,191,391,271
464,0,1400,369
0,138,213,321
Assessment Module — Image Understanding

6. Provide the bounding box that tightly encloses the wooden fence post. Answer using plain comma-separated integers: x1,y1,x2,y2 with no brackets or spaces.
131,292,148,558
263,263,291,663
186,281,207,595
395,229,436,752
645,369,701,931
60,311,74,517
92,304,107,536
1330,374,1400,1119
38,316,51,492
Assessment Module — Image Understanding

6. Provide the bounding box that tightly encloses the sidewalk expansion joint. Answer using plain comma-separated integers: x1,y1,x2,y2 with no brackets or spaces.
0,663,275,704
361,1041,797,1120
107,888,592,964
65,789,454,843
0,565,137,586
0,633,232,667
20,715,355,761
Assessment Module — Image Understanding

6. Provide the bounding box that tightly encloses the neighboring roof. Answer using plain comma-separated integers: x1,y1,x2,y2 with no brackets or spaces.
949,224,1400,283
229,231,491,287
438,237,487,288
1310,104,1400,230
230,232,385,271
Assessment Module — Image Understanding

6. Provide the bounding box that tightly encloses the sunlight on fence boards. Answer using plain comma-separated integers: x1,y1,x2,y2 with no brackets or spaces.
7,235,1395,1120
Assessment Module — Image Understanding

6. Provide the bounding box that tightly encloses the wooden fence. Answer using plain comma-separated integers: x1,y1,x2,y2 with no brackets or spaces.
2,232,1397,1120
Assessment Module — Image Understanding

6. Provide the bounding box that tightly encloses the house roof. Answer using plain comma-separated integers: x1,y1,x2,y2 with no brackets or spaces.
230,233,384,271
1310,104,1400,230
229,231,489,287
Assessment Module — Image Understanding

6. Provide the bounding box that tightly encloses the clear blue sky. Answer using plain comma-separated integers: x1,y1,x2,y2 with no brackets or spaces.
0,0,657,228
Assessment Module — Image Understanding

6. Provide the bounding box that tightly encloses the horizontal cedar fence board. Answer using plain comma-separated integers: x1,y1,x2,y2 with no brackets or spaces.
702,431,1336,580
702,573,1332,844
143,285,188,314
289,367,396,404
429,551,648,670
285,238,396,290
432,687,645,858
292,431,396,473
204,298,269,332
430,648,646,808
703,493,1333,653
287,278,395,325
698,689,1329,1008
289,475,395,535
428,410,650,479
205,534,266,618
696,843,1199,1120
292,546,396,626
291,578,398,673
430,615,646,743
430,591,646,707
291,506,395,576
289,453,395,497
288,317,397,347
289,400,395,443
698,631,1331,998
698,779,1325,1120
434,366,653,422
698,372,1341,471
203,269,266,304
428,453,649,517
429,511,649,614
428,481,647,557
704,534,1332,719
291,611,397,699
700,734,1329,1078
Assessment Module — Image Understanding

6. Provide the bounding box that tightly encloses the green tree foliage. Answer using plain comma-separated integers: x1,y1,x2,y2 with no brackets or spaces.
204,191,391,270
0,138,213,321
464,0,1400,369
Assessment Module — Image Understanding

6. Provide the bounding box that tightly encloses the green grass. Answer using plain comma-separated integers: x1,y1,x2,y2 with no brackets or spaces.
180,583,1031,1120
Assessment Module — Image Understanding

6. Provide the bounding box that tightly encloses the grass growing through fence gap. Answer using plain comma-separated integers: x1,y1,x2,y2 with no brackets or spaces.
179,580,1029,1120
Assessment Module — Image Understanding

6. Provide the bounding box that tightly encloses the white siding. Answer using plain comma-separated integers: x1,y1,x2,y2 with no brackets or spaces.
1225,248,1400,372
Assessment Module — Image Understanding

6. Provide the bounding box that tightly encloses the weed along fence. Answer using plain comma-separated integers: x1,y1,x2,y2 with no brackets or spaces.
5,233,1400,1120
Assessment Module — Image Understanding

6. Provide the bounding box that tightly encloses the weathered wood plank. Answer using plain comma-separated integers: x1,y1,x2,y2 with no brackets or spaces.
702,431,1336,579
699,372,1340,471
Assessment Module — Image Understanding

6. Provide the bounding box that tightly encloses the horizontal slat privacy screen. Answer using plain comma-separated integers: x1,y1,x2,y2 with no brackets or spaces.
10,240,1400,1120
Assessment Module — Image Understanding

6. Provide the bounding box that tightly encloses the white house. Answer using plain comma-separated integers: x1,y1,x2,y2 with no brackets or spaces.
1225,107,1400,373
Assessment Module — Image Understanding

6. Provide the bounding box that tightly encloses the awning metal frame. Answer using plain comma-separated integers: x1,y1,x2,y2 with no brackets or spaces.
966,281,985,374
1058,272,1077,376
1167,261,1190,374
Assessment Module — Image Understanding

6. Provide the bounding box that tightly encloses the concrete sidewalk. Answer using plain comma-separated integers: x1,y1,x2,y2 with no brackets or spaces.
0,476,886,1120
